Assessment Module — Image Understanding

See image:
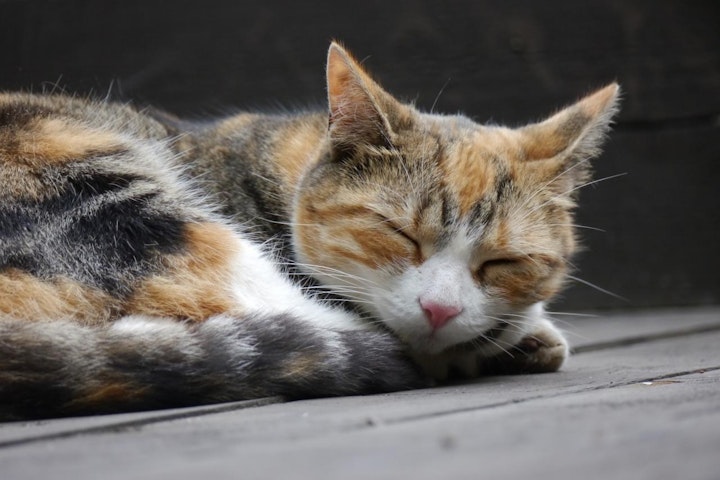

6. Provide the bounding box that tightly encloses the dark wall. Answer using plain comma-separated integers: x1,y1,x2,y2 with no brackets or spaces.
2,0,719,311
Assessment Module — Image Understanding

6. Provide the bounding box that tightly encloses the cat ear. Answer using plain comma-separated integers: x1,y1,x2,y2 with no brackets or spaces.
519,83,620,168
326,42,399,150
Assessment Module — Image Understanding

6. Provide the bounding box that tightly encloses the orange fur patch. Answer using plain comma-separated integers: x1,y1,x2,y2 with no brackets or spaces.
0,269,119,325
1,117,123,167
72,382,149,408
440,128,519,217
485,255,565,306
280,353,322,378
215,113,259,136
271,117,326,189
451,151,495,217
347,226,415,267
126,222,242,321
492,219,512,252
297,199,418,271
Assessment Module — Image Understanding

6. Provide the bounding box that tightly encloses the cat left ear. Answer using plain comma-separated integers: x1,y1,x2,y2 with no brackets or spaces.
520,83,621,165
326,42,399,151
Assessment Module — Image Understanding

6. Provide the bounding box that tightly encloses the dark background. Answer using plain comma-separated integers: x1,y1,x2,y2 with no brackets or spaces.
1,0,718,311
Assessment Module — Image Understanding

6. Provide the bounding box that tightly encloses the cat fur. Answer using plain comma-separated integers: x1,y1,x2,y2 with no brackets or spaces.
0,43,620,419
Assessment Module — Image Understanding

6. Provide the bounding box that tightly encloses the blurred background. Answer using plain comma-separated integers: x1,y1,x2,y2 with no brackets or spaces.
1,0,718,312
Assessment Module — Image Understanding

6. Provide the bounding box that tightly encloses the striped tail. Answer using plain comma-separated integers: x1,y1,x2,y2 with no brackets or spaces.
0,314,426,420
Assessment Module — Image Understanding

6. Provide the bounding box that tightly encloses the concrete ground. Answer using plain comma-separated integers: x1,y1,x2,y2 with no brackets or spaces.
2,307,719,480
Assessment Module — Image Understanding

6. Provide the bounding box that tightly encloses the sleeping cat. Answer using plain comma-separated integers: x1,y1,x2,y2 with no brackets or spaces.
0,42,619,420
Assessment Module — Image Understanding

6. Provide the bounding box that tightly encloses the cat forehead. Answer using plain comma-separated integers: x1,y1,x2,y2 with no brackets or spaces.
419,112,522,161
419,114,524,219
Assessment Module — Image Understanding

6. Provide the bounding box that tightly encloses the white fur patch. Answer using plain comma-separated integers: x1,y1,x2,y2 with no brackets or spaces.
227,238,367,333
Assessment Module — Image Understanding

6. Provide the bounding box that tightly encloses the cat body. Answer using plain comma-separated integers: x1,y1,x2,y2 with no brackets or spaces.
0,43,619,419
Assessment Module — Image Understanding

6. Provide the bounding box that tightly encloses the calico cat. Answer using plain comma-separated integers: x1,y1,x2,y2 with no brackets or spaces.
0,43,619,420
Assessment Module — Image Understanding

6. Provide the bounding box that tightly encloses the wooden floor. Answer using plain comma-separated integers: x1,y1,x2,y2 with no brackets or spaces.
2,307,719,480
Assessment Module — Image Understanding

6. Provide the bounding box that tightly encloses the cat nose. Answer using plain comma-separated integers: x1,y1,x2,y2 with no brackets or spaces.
420,299,462,330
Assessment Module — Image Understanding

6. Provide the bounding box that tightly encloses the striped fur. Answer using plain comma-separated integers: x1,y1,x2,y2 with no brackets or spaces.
0,314,422,420
0,43,620,419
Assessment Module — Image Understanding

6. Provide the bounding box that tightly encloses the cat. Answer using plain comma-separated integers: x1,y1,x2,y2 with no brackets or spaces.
0,42,620,420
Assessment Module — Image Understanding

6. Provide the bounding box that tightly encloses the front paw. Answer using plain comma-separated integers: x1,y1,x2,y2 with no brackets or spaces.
412,318,569,381
483,318,569,375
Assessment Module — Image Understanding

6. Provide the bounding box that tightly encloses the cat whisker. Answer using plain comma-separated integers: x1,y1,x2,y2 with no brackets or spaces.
300,283,372,294
372,216,414,231
301,283,375,298
249,170,283,187
493,337,531,356
254,217,327,228
317,297,378,308
513,158,593,215
360,178,411,203
473,334,515,359
514,172,627,226
282,260,377,280
543,310,599,318
571,172,628,193
292,265,382,289
430,77,452,114
546,223,606,232
566,275,627,301
305,285,374,298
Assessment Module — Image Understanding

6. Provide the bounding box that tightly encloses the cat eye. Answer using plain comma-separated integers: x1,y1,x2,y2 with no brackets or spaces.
476,258,521,280
390,223,420,248
482,258,520,270
376,215,419,248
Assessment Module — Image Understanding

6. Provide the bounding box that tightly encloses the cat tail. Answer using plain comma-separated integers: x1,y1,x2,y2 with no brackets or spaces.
0,314,426,420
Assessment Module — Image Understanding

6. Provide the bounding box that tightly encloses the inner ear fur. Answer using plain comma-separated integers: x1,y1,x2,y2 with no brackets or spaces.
521,83,620,163
325,42,406,150
518,83,621,193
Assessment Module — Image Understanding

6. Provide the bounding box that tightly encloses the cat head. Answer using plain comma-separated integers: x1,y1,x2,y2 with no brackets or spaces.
293,42,620,354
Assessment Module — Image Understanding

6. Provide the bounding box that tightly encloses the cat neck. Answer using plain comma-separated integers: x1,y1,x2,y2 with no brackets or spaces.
175,111,329,259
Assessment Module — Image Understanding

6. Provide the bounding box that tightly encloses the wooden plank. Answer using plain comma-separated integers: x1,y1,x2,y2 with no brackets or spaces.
561,306,720,350
0,397,282,447
183,369,719,480
2,325,718,479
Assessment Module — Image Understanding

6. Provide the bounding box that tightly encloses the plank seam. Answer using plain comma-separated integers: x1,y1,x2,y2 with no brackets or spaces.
0,396,284,450
378,366,720,426
571,323,720,354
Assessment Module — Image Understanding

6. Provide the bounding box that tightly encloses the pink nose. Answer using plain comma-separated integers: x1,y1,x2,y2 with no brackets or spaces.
420,299,462,330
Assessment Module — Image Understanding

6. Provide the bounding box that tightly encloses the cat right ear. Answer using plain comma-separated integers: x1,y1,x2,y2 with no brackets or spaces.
518,84,621,193
326,42,398,151
520,84,621,164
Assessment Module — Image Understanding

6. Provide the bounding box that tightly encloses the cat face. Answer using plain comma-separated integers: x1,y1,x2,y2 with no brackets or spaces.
294,43,619,354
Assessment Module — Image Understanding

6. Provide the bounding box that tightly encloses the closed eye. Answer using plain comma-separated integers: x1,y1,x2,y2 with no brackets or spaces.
477,254,560,279
482,258,520,269
476,257,522,280
376,214,419,248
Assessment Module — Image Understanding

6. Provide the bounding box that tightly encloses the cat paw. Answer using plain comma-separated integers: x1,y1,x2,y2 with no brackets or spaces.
482,319,569,375
412,319,569,381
